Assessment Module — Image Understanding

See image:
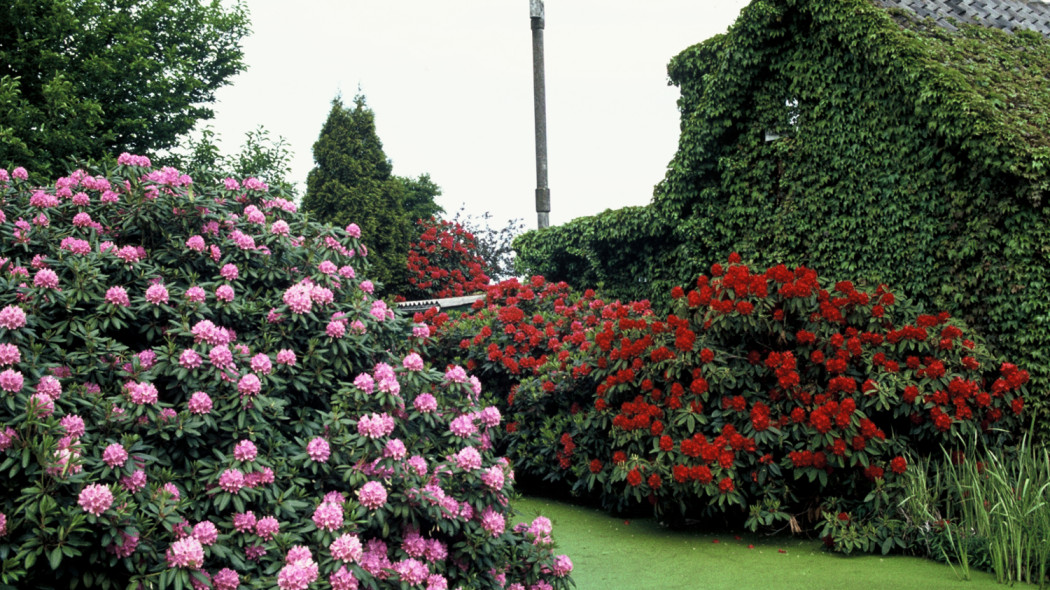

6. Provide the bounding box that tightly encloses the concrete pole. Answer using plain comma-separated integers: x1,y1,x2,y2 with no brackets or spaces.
530,0,550,229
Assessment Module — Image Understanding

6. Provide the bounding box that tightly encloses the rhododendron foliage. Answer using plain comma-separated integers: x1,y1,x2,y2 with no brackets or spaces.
0,160,571,589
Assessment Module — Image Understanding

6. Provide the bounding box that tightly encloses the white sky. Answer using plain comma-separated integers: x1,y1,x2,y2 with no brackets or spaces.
207,1,750,230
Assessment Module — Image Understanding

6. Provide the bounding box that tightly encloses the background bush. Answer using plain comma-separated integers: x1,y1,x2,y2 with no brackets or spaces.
426,256,1031,556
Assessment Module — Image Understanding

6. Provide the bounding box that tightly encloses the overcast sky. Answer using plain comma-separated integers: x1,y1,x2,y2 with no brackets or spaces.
207,1,750,230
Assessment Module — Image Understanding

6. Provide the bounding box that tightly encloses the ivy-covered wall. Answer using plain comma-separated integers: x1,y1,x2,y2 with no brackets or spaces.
515,0,1050,420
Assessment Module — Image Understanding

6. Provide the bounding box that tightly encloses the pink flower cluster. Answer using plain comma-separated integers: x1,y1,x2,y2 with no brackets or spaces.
311,501,343,531
0,305,27,329
357,481,387,510
166,536,204,569
306,437,330,462
187,391,212,414
357,413,395,439
233,440,258,462
277,547,319,590
78,483,114,516
330,533,363,562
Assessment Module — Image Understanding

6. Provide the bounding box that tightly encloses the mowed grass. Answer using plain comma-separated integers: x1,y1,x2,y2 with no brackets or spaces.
513,496,1034,590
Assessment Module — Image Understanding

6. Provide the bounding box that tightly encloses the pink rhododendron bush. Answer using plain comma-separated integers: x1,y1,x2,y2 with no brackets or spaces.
0,159,572,590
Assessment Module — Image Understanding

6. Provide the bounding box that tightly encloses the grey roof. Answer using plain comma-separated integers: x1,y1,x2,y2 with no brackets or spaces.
872,0,1050,34
395,294,485,312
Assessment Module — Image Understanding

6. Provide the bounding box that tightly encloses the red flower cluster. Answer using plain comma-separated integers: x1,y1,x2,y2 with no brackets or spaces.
406,217,491,298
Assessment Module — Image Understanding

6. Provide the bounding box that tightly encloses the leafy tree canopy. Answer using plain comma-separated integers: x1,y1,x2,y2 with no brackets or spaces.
303,94,413,294
0,0,249,179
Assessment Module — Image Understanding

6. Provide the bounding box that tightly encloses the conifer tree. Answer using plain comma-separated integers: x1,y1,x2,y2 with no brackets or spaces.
303,94,411,292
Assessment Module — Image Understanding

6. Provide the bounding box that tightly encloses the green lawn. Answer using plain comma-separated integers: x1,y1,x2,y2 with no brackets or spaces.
513,496,1033,590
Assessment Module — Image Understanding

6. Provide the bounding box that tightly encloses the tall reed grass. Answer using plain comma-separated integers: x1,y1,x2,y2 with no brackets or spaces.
900,430,1050,587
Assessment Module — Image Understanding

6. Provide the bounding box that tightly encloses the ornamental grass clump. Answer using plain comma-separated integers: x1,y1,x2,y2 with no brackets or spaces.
0,159,572,589
426,255,1032,556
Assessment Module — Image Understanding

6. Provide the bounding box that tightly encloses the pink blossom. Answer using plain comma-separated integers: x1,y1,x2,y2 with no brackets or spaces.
0,343,19,365
357,413,395,439
394,558,429,585
60,414,85,438
357,481,387,510
101,190,119,203
209,344,234,368
383,438,407,460
33,268,59,289
413,393,437,413
267,308,283,323
402,353,424,371
128,381,158,405
192,521,219,545
0,427,16,452
60,237,91,254
330,533,363,562
166,536,204,569
276,349,297,366
12,166,27,180
185,235,206,251
243,205,266,224
0,370,24,394
449,414,477,438
283,283,313,314
0,304,26,327
413,323,431,338
233,511,256,532
360,280,374,294
238,373,261,396
185,286,206,302
454,446,482,471
213,568,240,590
105,286,130,306
216,284,235,302
102,443,128,468
120,469,147,492
255,516,280,540
162,482,180,500
28,390,52,413
553,554,573,577
243,177,267,191
271,220,290,236
115,245,145,264
78,483,114,516
36,375,61,399
179,349,203,369
218,468,245,493
445,365,468,383
326,320,346,339
354,373,375,394
233,440,258,462
306,437,330,462
426,574,448,590
312,501,344,531
277,554,318,590
145,283,169,304
479,406,501,428
407,455,428,477
339,265,356,279
250,354,272,374
72,212,93,227
187,391,212,414
345,223,361,238
220,263,239,281
481,465,505,491
310,285,334,305
329,566,359,590
480,506,505,537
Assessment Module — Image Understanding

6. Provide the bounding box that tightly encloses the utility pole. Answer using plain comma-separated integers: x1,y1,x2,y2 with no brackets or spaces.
530,0,550,229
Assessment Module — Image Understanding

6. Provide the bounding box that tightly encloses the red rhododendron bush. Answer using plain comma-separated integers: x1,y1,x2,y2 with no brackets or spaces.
423,255,1031,553
0,159,573,589
403,217,490,300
